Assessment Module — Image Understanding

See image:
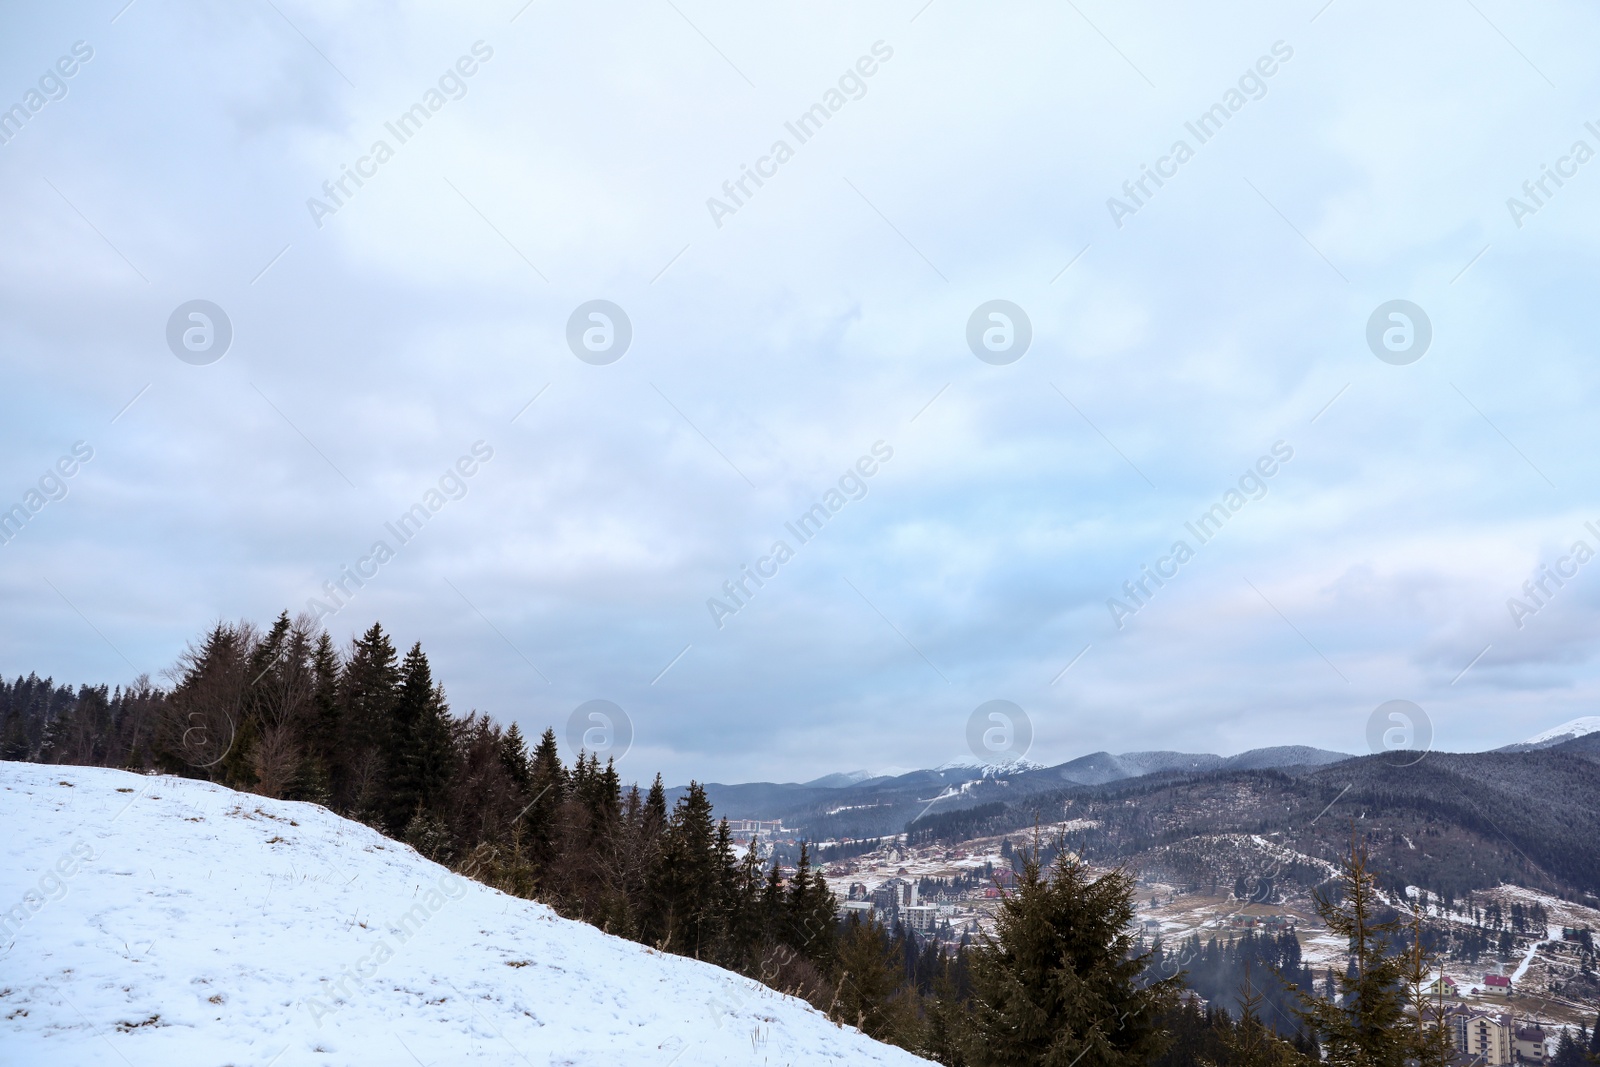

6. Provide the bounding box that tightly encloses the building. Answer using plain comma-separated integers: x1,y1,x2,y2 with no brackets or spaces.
1513,1025,1546,1064
1449,1008,1513,1066
842,900,874,921
847,882,868,902
1485,974,1512,997
1430,976,1459,998
870,877,918,921
725,818,786,845
903,904,938,933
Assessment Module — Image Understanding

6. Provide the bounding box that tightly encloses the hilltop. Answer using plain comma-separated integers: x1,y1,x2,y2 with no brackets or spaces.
0,761,931,1067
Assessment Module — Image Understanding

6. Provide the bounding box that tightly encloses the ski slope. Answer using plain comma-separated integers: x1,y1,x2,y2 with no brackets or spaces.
0,761,931,1067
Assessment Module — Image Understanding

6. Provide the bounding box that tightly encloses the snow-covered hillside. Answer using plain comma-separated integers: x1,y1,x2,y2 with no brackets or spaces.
0,762,931,1067
1503,716,1600,750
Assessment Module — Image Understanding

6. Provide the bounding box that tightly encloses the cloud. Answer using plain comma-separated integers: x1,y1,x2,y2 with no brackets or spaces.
3,0,1598,784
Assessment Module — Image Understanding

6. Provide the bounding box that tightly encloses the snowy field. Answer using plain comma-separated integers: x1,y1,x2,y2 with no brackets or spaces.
0,761,932,1066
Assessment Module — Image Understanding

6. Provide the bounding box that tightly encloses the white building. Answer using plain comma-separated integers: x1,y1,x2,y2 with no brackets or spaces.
1450,1009,1512,1066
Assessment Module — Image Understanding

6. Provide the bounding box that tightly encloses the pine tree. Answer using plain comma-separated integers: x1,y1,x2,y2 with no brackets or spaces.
761,855,785,940
710,819,738,960
723,837,767,971
786,842,816,951
337,623,400,819
1207,972,1309,1067
1400,908,1454,1067
160,622,251,778
299,630,341,805
784,843,838,965
524,728,566,873
1294,839,1412,1067
1552,1029,1585,1067
593,757,622,831
653,782,721,956
831,915,915,1043
242,612,319,799
1,708,29,760
964,842,1177,1067
643,774,667,836
384,644,455,834
924,955,973,1067
221,613,294,790
498,723,531,791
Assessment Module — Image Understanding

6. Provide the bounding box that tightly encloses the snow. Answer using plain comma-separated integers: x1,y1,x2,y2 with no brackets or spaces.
1517,715,1600,746
0,762,933,1067
932,757,1045,776
1508,931,1553,985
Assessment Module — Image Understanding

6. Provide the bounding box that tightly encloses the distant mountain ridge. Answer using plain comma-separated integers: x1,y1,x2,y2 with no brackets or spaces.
672,744,1354,831
668,727,1600,900
679,721,1599,839
1046,745,1348,786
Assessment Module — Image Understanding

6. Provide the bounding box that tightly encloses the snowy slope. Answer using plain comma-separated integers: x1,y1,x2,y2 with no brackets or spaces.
1497,715,1600,751
0,762,932,1067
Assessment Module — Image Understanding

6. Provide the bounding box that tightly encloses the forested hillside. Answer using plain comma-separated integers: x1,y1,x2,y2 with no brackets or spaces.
931,749,1600,903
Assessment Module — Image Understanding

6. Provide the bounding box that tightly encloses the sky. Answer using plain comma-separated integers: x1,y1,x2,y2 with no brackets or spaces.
3,0,1600,786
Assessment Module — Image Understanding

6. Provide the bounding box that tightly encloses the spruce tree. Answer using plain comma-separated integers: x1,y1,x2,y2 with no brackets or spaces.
384,644,455,834
755,856,787,950
1207,973,1309,1067
643,774,667,836
1552,1029,1585,1067
924,955,973,1067
1399,908,1453,1067
161,622,250,778
300,630,341,805
832,915,915,1044
224,613,294,790
784,843,837,966
498,723,531,791
785,842,816,951
1294,840,1412,1067
337,623,400,819
593,756,622,831
710,819,738,961
654,782,720,956
524,728,566,871
723,837,767,971
963,842,1177,1067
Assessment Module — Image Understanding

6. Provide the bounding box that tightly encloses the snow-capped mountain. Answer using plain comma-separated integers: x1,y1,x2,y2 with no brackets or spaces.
1497,716,1600,752
932,756,1046,775
0,762,930,1067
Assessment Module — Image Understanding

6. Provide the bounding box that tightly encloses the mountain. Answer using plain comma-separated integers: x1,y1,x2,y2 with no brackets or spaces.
1216,744,1352,771
914,738,1600,899
683,738,1600,901
0,761,930,1067
1497,716,1600,752
677,745,1353,840
804,769,890,788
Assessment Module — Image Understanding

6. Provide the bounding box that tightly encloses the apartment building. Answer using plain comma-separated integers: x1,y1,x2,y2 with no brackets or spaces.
1448,1007,1512,1066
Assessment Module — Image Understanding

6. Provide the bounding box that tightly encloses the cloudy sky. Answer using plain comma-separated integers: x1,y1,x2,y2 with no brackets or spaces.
4,0,1599,785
